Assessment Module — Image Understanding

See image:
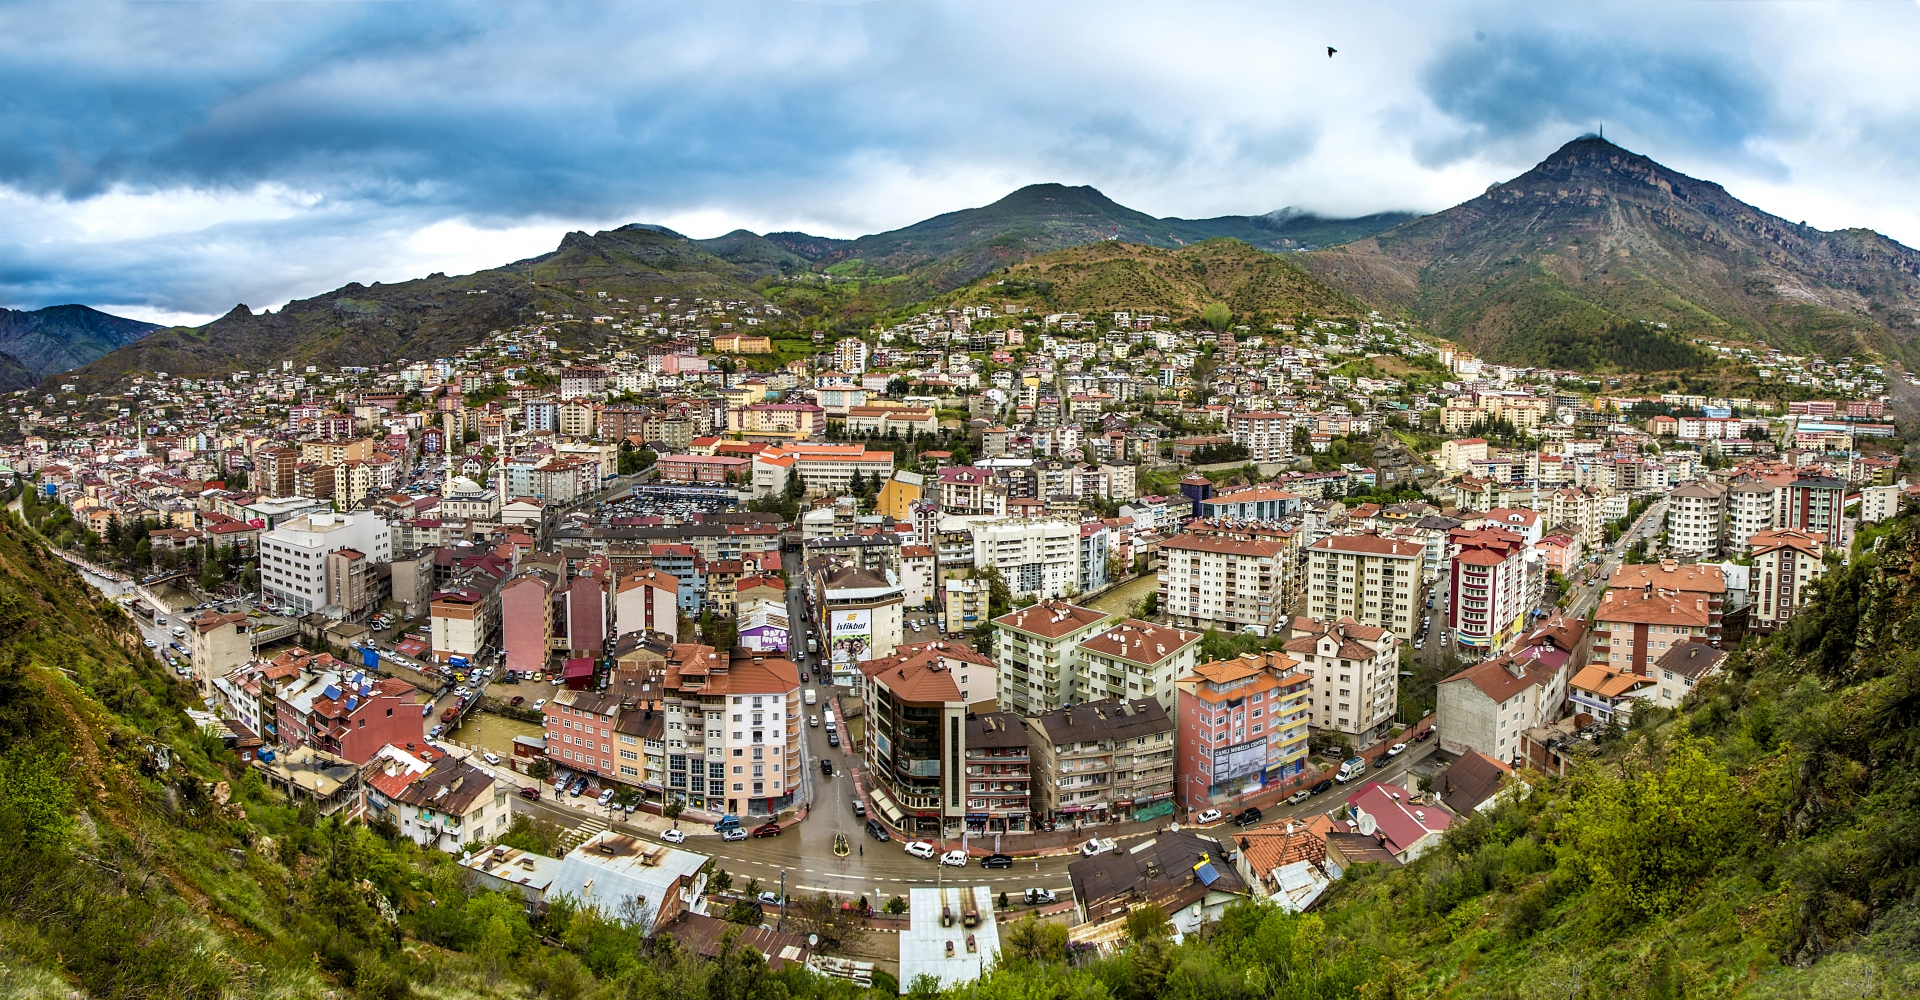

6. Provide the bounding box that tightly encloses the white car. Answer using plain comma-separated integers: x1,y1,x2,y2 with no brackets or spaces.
1193,808,1222,825
482,752,501,765
720,828,748,842
939,849,968,867
904,840,936,859
809,715,820,727
143,639,158,648
1386,743,1408,757
661,828,687,844
454,686,470,698
758,891,784,905
532,699,546,711
597,789,616,806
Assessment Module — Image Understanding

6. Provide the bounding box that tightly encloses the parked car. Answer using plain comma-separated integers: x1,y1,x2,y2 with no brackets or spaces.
826,730,840,747
809,715,820,727
1414,728,1435,742
483,752,501,766
752,822,782,838
866,818,891,841
519,786,541,800
1193,808,1222,825
1234,806,1263,827
509,695,525,706
820,759,833,776
758,891,784,905
661,828,686,844
939,849,968,867
1285,789,1311,805
532,699,546,711
852,800,867,817
904,840,936,859
721,827,748,842
1024,888,1057,905
597,789,616,806
1079,838,1117,857
569,777,588,796
428,724,444,739
1386,742,1408,757
980,853,1014,869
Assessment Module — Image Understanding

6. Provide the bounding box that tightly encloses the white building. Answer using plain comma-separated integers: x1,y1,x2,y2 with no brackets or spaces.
1303,534,1423,640
970,518,1080,600
259,509,391,615
1725,477,1777,554
1074,619,1201,712
1281,616,1401,742
1664,480,1727,558
991,600,1111,714
1858,483,1903,524
1229,412,1296,462
363,747,511,853
1157,533,1289,634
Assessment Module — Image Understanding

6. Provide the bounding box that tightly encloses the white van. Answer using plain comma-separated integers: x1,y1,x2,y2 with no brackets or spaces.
1335,756,1368,783
804,689,817,706
170,627,186,639
823,709,836,731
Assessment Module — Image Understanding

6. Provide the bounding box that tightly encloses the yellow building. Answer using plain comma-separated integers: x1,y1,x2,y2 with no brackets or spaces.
874,470,925,519
713,334,773,354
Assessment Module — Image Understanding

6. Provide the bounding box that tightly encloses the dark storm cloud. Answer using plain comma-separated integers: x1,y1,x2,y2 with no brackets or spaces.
1415,28,1778,171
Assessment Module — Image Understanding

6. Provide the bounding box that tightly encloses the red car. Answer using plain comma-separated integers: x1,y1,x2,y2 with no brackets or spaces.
751,822,783,838
518,786,541,801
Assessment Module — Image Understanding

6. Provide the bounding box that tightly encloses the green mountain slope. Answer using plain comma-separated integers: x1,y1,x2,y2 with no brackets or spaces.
932,238,1368,323
67,188,1412,385
1302,136,1920,369
0,303,158,379
0,351,37,391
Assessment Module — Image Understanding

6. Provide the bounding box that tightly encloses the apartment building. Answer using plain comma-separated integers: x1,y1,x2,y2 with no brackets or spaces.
652,646,803,816
970,517,1079,599
1157,533,1288,633
1784,476,1848,548
1726,477,1778,553
992,599,1110,714
1750,528,1825,634
963,711,1031,834
1447,526,1531,652
1173,651,1312,809
1026,697,1175,823
858,645,971,835
1436,653,1564,764
615,569,679,642
364,750,510,853
1590,587,1713,675
1607,561,1726,645
1664,479,1727,558
1229,412,1297,462
1074,619,1201,711
1304,534,1423,640
1282,616,1400,741
499,566,558,679
186,610,253,689
942,575,991,636
259,509,391,615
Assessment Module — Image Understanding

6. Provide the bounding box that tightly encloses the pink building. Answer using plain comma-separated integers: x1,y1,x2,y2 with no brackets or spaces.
657,453,750,485
499,566,558,678
562,558,612,655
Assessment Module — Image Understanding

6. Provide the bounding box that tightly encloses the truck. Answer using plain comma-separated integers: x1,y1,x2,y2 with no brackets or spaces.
804,689,817,706
439,706,460,724
448,655,470,668
1078,838,1117,858
823,709,835,731
1335,756,1368,783
807,637,818,655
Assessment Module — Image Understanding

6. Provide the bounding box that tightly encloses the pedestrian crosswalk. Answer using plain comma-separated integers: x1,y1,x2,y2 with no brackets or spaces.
556,813,608,852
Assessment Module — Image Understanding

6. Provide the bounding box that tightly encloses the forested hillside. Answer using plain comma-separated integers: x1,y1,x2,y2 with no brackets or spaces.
6,497,1920,998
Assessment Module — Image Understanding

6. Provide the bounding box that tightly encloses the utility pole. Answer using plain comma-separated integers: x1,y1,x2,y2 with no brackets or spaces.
778,870,787,930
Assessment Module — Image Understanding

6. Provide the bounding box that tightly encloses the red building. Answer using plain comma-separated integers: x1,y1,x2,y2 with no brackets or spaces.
657,453,751,485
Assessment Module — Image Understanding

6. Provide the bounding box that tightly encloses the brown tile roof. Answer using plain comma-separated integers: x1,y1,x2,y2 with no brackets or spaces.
1075,619,1200,666
860,647,963,704
1608,560,1726,595
993,599,1109,639
1034,697,1170,744
1439,654,1555,704
1308,534,1424,557
1654,641,1728,681
1595,587,1712,627
1435,750,1513,813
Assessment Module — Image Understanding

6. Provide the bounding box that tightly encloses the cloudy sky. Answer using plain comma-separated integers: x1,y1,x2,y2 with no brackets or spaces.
4,1,1918,327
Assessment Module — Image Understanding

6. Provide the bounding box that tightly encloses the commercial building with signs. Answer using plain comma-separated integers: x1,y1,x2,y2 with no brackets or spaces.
810,563,904,688
1026,697,1175,823
1174,651,1312,808
858,645,971,835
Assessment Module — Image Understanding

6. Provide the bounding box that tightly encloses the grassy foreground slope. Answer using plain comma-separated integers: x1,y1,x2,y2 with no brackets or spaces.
4,493,1920,998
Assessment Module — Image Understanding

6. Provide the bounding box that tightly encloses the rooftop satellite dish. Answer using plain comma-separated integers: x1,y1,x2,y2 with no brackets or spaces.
809,934,819,947
1357,812,1377,837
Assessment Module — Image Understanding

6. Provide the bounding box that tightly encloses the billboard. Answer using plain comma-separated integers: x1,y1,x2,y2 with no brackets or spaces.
1210,738,1267,785
829,609,873,668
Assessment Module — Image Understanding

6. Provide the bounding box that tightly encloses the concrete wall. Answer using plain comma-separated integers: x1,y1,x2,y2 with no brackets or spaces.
1435,678,1496,759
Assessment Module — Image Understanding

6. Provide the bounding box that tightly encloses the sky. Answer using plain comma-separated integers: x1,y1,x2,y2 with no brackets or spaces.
3,1,1919,327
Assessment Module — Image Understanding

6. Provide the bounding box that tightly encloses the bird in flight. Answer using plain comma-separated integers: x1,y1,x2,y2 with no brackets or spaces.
1327,46,1337,58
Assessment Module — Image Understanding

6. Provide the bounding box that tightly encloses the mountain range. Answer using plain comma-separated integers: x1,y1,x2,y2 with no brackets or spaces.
55,136,1920,385
1301,136,1920,369
0,304,158,389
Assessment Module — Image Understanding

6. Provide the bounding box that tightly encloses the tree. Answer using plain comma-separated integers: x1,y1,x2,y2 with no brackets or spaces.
528,758,554,781
707,867,734,893
722,900,763,926
979,566,1012,619
884,895,907,914
664,800,684,826
1125,901,1172,942
1201,302,1232,330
